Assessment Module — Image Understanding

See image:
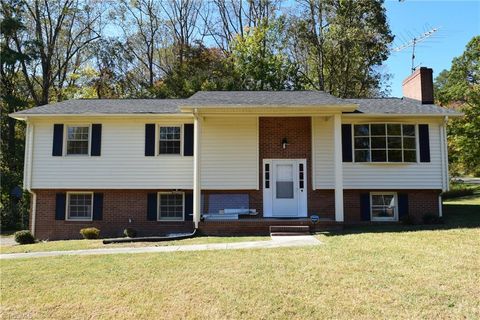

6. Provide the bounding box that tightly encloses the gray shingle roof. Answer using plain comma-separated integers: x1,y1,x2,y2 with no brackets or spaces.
346,98,460,115
10,91,460,117
186,91,347,106
12,99,184,115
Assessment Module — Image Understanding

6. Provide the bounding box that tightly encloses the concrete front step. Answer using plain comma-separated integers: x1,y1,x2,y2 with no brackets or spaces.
269,225,311,235
270,232,311,236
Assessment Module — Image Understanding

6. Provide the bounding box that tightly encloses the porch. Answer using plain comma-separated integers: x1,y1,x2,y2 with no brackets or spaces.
198,218,342,236
191,112,348,228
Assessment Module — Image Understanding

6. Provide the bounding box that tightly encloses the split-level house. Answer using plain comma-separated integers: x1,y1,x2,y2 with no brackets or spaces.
10,67,461,240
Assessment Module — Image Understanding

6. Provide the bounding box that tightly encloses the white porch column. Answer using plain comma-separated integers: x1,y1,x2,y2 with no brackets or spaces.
333,113,344,222
193,111,202,228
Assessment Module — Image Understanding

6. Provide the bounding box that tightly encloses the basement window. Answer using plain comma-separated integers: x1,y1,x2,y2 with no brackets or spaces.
158,192,184,221
67,192,93,221
370,192,397,221
353,124,416,163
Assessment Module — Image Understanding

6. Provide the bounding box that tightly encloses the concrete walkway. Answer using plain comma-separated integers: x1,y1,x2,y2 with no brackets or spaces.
0,235,321,260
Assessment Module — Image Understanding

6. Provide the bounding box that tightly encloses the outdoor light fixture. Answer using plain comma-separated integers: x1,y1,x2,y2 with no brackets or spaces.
282,138,289,149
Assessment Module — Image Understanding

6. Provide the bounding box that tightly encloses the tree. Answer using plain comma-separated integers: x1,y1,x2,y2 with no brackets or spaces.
12,0,103,105
0,0,31,229
230,19,298,90
204,0,280,52
435,36,480,176
155,42,239,98
116,0,171,91
289,0,393,97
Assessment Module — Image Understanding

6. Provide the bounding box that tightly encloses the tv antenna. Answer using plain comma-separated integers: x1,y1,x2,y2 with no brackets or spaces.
392,27,440,73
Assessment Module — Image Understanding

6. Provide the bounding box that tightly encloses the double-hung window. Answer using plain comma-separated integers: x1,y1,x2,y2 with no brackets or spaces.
353,124,416,162
158,192,184,221
66,125,89,155
67,192,93,221
370,192,397,221
159,126,181,155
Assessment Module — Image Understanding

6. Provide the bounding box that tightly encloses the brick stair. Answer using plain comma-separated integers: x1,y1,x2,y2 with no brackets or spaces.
269,225,311,236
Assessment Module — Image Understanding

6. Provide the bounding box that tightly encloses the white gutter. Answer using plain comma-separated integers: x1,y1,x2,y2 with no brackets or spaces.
9,113,195,121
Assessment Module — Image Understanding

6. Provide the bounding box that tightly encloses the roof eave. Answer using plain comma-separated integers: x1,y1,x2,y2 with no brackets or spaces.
8,112,192,120
343,112,464,117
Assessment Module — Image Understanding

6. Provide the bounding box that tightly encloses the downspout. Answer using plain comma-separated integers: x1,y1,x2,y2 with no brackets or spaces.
192,109,201,229
24,121,37,235
438,116,449,217
443,116,450,191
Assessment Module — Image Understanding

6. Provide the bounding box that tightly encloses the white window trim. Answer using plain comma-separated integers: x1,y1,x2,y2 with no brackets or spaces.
370,192,398,222
157,124,183,156
351,123,418,164
64,124,91,156
66,191,94,221
157,191,185,222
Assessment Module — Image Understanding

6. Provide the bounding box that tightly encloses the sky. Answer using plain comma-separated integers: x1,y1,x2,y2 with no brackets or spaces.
382,0,480,97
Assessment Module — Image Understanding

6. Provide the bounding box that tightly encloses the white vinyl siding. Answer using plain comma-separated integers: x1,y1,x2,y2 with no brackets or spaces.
31,118,193,189
200,116,258,189
312,116,335,189
313,117,444,189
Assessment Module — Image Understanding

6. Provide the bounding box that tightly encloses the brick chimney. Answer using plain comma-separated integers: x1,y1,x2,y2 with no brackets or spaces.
402,67,434,104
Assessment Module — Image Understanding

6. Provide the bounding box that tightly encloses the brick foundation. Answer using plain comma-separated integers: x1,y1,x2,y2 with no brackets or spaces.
32,189,195,240
30,188,441,239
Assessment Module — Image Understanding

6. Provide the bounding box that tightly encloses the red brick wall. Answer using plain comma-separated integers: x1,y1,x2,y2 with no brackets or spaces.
402,67,434,104
344,189,441,224
258,117,334,219
32,189,194,240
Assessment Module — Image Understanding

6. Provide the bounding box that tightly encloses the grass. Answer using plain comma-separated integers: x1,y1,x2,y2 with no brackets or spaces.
0,236,269,254
1,196,479,319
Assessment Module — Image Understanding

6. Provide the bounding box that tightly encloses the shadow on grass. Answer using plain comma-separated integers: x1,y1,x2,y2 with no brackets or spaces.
320,203,480,236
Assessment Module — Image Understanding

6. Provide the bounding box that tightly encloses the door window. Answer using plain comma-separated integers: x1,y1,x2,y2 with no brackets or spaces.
276,164,294,199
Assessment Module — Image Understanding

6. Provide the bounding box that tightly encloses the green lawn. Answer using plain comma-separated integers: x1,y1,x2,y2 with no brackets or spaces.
1,196,479,319
0,236,269,254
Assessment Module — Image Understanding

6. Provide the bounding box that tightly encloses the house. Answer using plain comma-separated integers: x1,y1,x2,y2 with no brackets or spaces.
10,67,461,240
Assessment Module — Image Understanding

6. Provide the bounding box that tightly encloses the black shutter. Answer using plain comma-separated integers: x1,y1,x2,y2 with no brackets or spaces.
419,124,431,162
52,124,64,156
55,193,66,220
342,124,353,162
398,193,409,219
184,193,193,221
183,124,194,156
147,193,157,221
360,193,371,221
145,124,155,156
93,193,103,220
91,124,102,156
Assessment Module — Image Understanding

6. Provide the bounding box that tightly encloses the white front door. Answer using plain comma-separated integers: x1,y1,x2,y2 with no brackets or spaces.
263,159,307,218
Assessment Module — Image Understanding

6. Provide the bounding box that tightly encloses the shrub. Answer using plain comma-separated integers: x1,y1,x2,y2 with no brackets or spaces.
14,230,35,245
441,188,474,199
124,228,137,238
422,214,444,225
80,227,100,239
401,215,416,225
